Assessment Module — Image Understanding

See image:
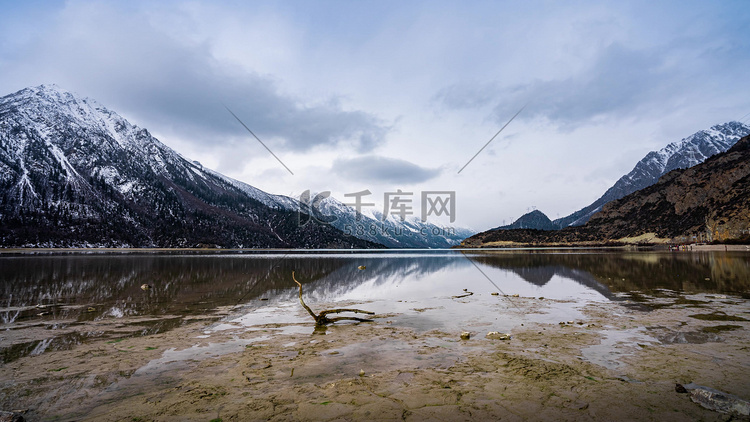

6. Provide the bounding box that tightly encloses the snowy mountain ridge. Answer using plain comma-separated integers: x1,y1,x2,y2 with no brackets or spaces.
0,85,377,247
1,84,193,203
209,174,474,247
552,121,750,228
313,196,475,248
0,84,470,247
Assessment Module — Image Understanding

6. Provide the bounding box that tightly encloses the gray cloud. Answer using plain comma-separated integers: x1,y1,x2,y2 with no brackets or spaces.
436,43,677,129
1,2,389,153
434,81,500,110
502,44,672,124
332,155,441,184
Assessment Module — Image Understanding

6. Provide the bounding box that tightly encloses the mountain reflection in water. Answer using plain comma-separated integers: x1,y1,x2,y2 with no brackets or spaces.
468,250,750,294
1,250,748,362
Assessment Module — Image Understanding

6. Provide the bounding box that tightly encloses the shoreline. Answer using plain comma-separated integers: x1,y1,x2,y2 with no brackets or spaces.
2,243,749,254
460,243,750,251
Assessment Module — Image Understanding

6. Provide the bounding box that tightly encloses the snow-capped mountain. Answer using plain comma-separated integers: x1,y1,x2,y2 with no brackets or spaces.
553,121,750,228
212,174,474,248
0,85,471,248
0,84,377,248
312,196,475,248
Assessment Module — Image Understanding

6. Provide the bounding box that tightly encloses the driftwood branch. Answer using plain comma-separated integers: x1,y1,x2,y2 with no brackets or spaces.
292,271,374,326
293,271,318,320
452,289,474,299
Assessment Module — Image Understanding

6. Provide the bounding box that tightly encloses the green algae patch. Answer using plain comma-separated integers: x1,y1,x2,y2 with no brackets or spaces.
701,324,743,333
688,312,747,322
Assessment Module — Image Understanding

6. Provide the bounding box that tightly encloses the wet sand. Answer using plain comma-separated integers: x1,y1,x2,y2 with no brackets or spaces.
1,293,749,421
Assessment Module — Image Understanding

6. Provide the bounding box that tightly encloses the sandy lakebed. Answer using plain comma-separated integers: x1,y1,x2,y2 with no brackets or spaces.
1,289,749,421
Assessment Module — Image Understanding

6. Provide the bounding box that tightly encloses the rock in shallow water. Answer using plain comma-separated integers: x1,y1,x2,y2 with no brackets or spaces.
677,383,750,416
486,331,511,340
0,410,25,422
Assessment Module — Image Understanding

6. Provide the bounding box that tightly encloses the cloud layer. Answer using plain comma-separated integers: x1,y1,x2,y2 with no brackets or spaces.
436,40,746,130
333,156,441,184
1,2,390,154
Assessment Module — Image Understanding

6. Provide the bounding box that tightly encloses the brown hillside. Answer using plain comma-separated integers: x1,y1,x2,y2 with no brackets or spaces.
463,134,750,247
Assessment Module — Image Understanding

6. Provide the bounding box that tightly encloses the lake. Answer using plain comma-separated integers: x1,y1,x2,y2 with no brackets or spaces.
2,249,749,363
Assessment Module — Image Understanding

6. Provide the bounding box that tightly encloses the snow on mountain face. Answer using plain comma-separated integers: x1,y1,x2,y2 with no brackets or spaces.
0,85,470,248
0,84,188,204
618,122,748,192
553,121,750,228
0,85,377,248
202,167,300,211
197,168,473,247
204,183,474,248
204,167,475,247
311,195,474,248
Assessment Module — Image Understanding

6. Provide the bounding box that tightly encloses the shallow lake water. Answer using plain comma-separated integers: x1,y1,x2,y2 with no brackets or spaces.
1,249,748,364
2,249,750,421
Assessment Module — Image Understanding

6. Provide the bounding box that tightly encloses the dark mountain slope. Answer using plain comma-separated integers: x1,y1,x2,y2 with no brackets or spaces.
0,85,378,248
492,210,556,231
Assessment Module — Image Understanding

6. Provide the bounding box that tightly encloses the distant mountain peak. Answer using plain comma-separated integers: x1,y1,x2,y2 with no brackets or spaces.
12,84,87,108
30,83,70,94
494,209,555,231
552,121,750,229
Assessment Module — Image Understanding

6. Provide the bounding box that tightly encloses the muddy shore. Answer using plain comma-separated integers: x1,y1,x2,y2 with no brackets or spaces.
1,290,748,421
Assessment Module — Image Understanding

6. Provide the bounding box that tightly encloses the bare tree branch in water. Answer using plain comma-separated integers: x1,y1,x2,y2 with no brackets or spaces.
292,271,374,326
452,289,474,299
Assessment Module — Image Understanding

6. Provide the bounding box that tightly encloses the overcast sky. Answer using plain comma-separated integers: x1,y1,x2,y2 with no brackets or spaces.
1,0,749,231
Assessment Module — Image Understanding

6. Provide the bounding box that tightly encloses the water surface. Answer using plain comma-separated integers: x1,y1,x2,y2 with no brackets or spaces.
1,249,748,363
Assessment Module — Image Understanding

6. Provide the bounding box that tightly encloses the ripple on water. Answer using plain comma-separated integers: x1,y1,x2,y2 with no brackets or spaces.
580,328,658,370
